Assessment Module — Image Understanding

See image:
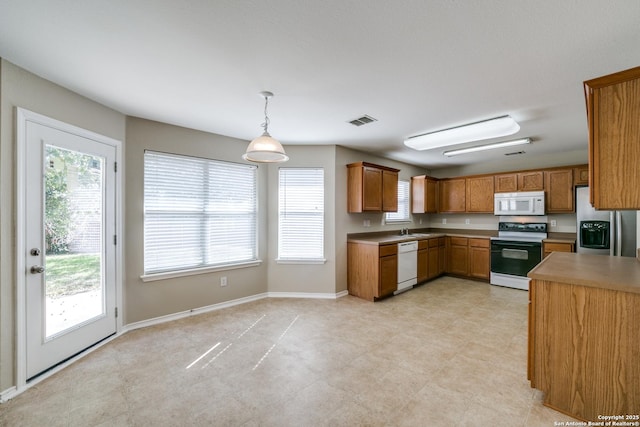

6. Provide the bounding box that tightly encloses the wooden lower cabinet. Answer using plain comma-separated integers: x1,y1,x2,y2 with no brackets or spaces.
446,236,490,280
468,238,490,280
438,237,446,275
447,237,469,276
542,241,574,258
529,279,640,421
417,237,445,283
348,242,397,301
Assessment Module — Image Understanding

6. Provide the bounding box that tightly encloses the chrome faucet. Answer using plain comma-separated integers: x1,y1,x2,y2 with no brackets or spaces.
400,227,410,236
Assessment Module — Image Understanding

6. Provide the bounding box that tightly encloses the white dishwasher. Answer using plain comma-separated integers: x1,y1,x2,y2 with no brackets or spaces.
395,240,418,294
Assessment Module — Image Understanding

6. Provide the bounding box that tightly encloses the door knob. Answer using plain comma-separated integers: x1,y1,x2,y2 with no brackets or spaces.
30,265,45,274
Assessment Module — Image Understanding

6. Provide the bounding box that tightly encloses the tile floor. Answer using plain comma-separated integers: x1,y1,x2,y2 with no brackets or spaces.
0,276,579,426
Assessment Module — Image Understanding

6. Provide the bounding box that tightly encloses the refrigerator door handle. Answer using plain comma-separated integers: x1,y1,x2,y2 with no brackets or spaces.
616,211,622,256
610,211,615,256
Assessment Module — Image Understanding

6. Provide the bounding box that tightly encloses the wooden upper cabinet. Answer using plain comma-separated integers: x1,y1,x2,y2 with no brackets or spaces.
494,173,518,193
411,175,438,213
584,66,640,209
347,162,399,213
439,178,466,213
466,176,494,212
382,169,398,212
518,171,544,191
495,171,544,192
573,165,589,186
545,169,574,213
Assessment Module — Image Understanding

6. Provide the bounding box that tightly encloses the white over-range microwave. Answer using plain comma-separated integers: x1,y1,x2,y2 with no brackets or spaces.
494,191,545,216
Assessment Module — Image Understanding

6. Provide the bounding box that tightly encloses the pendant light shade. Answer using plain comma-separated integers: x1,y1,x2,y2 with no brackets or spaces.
243,91,289,163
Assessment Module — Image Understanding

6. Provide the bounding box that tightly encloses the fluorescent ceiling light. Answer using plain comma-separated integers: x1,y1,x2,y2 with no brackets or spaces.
443,138,531,156
404,115,520,151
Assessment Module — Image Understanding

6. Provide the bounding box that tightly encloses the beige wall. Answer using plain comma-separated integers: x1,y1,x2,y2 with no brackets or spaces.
0,59,126,392
266,145,338,294
124,117,270,323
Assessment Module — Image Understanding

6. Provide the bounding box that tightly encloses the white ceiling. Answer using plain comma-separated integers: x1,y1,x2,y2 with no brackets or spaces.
1,1,639,169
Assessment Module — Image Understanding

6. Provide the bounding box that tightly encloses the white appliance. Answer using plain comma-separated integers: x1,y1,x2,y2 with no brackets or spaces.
494,191,545,216
396,240,418,294
576,186,637,257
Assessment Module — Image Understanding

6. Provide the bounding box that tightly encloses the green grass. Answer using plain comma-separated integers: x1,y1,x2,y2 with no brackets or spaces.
45,253,101,298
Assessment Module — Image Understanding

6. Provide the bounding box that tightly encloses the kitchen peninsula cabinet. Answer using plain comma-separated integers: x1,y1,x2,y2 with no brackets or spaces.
584,66,640,209
347,241,397,301
528,252,640,422
465,176,494,213
347,162,399,213
544,169,574,213
411,175,438,213
439,178,466,213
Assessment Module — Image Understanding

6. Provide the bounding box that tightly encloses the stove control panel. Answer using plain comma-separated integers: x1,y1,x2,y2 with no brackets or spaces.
498,222,548,233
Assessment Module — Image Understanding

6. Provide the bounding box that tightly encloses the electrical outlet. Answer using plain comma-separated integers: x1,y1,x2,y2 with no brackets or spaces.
550,220,557,227
419,218,422,225
363,219,370,227
442,218,447,224
465,218,470,225
220,276,227,287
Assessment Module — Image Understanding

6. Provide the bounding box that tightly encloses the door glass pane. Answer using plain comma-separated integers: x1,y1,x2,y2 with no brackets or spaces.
45,145,105,338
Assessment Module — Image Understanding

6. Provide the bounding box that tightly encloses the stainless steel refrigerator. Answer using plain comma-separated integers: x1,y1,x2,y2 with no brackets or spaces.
576,186,637,256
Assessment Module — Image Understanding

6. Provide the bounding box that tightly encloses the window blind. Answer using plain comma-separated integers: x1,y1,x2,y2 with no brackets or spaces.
386,180,410,222
144,151,257,274
278,168,324,261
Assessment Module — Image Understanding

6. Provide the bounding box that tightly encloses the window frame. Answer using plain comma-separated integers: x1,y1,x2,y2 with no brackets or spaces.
385,179,411,223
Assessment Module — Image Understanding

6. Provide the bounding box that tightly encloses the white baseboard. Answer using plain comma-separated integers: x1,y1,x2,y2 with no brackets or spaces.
123,292,269,332
1,386,17,403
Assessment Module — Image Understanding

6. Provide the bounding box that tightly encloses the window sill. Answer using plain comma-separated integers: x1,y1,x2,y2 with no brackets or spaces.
141,260,263,282
276,258,327,265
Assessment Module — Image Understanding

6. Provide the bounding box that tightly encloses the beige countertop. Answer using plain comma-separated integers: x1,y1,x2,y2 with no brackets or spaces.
528,251,640,295
347,228,494,245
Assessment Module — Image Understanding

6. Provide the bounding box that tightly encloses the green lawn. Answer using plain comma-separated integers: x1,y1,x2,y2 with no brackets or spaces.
46,253,101,298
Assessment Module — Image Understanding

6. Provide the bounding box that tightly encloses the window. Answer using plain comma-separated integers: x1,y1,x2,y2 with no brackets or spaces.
386,180,410,222
143,151,257,276
278,168,325,262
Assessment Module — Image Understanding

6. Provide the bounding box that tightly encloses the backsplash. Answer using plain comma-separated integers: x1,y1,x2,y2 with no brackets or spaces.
426,213,577,233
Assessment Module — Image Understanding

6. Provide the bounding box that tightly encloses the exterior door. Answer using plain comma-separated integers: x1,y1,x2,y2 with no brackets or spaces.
24,116,117,380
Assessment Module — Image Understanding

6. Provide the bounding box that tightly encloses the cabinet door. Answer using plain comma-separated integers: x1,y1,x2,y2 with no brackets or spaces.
417,249,429,283
439,178,466,212
466,176,494,212
447,237,468,275
518,171,544,191
382,170,398,212
545,169,574,213
495,173,518,193
379,255,397,297
362,167,383,211
468,239,490,280
428,244,439,280
438,238,446,275
573,166,589,186
586,70,640,209
411,176,438,213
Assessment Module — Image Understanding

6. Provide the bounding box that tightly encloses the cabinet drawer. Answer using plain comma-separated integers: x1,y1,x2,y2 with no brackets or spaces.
449,237,468,246
418,239,429,250
379,244,398,257
543,242,573,253
428,238,439,248
469,238,490,248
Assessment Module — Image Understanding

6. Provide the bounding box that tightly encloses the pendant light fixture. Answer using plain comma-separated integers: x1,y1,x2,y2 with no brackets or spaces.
243,91,289,163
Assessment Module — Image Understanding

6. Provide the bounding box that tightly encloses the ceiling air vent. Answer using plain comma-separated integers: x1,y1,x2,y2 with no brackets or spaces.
504,151,526,156
348,115,377,126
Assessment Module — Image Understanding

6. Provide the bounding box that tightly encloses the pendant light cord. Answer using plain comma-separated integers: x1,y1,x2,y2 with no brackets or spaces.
262,96,271,135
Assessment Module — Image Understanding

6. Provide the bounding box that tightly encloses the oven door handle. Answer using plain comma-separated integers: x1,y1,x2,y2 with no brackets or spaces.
491,241,541,249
